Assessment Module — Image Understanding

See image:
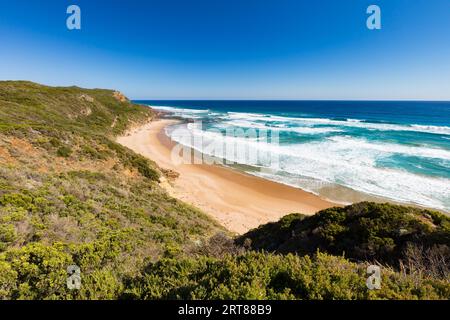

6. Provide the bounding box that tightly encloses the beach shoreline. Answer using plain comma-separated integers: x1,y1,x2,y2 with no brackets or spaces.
117,118,337,234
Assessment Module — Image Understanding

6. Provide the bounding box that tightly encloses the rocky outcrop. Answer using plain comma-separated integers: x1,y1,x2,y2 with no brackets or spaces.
113,91,128,102
79,94,94,103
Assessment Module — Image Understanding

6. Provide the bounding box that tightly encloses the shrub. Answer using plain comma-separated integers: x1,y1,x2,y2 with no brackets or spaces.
123,252,450,300
238,202,450,268
57,146,72,158
0,243,73,299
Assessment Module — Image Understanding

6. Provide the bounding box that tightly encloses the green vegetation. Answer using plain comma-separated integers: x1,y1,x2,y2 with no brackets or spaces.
0,81,221,299
123,252,449,300
0,81,150,136
238,202,450,273
0,81,448,300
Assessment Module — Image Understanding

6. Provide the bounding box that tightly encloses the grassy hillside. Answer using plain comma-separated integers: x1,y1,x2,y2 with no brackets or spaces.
0,81,223,299
0,81,150,136
0,81,448,300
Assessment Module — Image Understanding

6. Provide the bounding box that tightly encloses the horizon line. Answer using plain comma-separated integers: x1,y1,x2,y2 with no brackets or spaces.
133,98,450,103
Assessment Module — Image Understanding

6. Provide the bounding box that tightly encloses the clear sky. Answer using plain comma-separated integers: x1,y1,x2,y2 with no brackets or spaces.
0,0,449,100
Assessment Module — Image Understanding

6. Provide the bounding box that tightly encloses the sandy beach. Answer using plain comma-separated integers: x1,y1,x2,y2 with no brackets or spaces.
117,119,336,234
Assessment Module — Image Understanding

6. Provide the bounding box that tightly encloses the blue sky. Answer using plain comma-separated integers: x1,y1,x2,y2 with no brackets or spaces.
0,0,449,100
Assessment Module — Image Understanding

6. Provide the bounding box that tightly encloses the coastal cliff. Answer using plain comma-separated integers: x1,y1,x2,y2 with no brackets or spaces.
0,81,448,300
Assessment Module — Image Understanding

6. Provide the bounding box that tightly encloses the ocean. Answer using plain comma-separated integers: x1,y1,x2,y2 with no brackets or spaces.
136,100,450,212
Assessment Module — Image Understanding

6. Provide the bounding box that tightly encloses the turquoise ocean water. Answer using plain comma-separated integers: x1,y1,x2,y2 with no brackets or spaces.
137,100,450,212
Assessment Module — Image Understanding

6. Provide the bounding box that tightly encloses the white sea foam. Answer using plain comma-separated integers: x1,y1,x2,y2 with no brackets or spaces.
155,106,450,136
150,106,210,119
225,112,450,135
347,118,364,123
158,106,450,210
167,122,450,210
325,136,450,160
219,119,343,135
151,106,210,113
